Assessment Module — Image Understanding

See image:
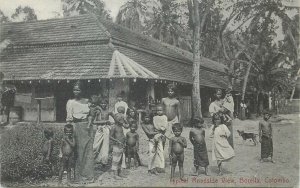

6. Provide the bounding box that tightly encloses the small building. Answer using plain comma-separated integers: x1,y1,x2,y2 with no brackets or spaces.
0,14,229,122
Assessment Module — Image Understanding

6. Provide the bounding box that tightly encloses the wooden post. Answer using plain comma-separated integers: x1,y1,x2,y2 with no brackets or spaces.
37,99,41,124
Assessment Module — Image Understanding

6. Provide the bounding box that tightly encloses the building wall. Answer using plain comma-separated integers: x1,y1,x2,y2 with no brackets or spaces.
109,79,130,112
14,84,56,122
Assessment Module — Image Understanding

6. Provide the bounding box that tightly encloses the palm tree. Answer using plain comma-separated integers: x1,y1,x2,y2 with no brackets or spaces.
62,0,111,20
145,0,187,46
116,0,155,33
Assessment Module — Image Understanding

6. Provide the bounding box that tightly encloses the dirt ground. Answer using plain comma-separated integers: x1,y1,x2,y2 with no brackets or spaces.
22,114,300,187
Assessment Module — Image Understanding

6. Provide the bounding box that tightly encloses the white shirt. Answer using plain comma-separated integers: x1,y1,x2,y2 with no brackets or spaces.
66,99,89,122
153,115,168,130
114,101,128,115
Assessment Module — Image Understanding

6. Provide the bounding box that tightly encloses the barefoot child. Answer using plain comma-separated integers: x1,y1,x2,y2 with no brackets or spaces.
126,108,144,167
189,117,209,176
87,95,102,136
110,106,129,179
126,122,139,169
259,111,274,163
211,113,235,175
58,124,75,184
153,105,168,148
93,98,112,165
42,129,54,174
169,123,187,180
141,113,162,174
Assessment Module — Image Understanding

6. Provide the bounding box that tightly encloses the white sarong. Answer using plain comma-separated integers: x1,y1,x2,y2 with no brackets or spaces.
93,125,110,164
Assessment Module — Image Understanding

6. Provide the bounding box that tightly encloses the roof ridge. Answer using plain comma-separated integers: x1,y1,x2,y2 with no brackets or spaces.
96,17,228,71
0,14,93,26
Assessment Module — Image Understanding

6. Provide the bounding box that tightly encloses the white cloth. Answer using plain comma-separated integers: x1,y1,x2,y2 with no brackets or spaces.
148,139,165,170
223,96,234,113
209,101,222,117
93,125,110,164
212,124,235,161
66,99,89,122
114,101,128,115
153,115,168,131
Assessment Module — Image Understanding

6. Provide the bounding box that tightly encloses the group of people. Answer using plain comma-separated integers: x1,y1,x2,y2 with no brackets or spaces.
42,82,275,184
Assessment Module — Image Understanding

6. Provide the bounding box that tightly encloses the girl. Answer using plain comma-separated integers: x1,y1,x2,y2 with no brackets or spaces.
211,113,235,175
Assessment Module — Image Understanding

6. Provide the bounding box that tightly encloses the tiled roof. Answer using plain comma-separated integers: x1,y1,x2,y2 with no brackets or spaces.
107,50,159,79
115,45,228,88
0,15,108,45
99,18,227,73
0,14,228,88
1,44,113,80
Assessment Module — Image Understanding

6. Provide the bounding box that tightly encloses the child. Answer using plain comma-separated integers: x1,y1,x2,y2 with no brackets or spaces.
189,117,209,176
93,98,112,165
42,128,54,174
169,123,187,180
87,95,102,133
110,106,129,180
211,113,235,175
58,124,75,184
141,113,161,174
114,92,128,116
126,122,139,169
153,105,168,148
259,111,274,163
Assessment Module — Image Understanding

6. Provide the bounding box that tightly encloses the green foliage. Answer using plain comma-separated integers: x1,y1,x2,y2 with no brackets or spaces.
0,124,64,183
62,0,111,20
11,6,37,22
0,10,9,23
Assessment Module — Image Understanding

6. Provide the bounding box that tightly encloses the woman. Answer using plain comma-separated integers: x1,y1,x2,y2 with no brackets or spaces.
66,81,94,183
209,89,234,148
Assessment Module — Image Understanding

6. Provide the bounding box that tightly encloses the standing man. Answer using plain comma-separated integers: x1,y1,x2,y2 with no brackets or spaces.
161,84,181,139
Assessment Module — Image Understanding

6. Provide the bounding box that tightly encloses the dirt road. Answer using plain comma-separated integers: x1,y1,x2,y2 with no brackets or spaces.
44,114,300,187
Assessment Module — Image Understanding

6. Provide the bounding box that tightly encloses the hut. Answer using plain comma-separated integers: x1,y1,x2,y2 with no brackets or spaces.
0,14,229,122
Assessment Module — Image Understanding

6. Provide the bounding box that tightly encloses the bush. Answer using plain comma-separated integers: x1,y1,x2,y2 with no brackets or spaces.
0,123,64,183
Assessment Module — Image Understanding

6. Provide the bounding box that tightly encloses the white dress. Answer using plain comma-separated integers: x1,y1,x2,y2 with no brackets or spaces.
212,124,235,161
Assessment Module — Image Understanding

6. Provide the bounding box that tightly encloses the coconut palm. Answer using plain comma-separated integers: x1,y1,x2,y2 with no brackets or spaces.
116,0,156,32
145,0,186,46
62,0,111,20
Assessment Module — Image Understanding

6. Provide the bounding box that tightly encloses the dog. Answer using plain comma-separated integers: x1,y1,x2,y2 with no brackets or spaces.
237,130,258,146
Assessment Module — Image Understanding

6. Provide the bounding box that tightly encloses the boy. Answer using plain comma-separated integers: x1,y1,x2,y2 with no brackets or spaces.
189,117,209,176
141,113,161,174
93,98,112,165
153,105,168,148
42,128,54,174
87,95,102,134
169,123,187,181
161,84,181,136
110,106,129,179
58,124,76,184
126,122,139,169
259,111,274,163
114,91,128,116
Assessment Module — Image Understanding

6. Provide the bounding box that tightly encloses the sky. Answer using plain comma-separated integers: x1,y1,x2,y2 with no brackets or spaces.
0,0,298,21
0,0,128,20
0,0,298,41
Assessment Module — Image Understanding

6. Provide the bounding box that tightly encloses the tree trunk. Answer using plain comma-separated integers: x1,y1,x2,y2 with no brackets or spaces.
241,63,251,101
191,0,202,118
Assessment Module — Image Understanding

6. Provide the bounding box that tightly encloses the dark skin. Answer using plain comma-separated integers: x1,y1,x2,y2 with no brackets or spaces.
42,132,54,174
169,128,187,181
110,113,129,178
141,117,158,140
42,134,54,162
259,113,275,163
189,123,209,176
126,124,139,169
58,127,75,184
141,117,159,174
